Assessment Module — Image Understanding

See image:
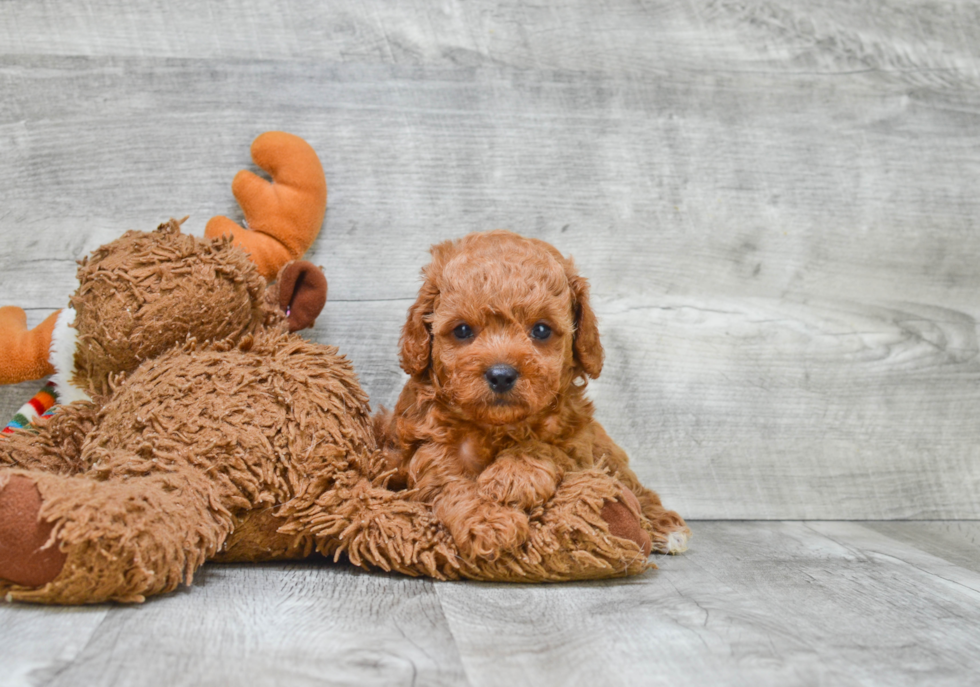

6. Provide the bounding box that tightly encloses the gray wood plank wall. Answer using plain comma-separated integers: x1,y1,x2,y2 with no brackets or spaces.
2,0,979,519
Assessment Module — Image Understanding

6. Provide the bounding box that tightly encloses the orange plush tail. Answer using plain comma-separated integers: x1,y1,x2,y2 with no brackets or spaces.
0,307,58,385
205,132,327,281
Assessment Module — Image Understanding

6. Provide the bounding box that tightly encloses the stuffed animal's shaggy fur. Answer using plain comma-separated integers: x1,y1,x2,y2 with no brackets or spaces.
0,223,370,602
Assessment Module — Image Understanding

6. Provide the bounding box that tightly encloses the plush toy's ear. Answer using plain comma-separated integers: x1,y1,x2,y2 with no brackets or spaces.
206,132,327,282
0,307,58,385
566,264,604,379
276,261,327,332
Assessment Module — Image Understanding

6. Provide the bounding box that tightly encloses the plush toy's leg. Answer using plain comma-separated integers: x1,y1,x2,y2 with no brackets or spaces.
604,468,690,555
0,401,99,474
454,469,657,581
213,508,314,563
0,468,233,604
590,424,691,554
0,307,58,385
280,472,463,579
287,467,658,582
205,132,327,281
0,402,102,591
628,487,691,555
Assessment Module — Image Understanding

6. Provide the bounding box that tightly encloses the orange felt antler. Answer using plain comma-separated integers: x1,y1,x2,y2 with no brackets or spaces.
0,307,58,385
205,132,327,281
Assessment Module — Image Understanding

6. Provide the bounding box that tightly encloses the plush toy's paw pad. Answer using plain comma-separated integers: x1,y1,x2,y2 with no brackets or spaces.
600,492,652,557
0,475,66,587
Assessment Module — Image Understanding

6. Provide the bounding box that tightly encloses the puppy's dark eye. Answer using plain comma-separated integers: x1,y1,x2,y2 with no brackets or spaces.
530,322,552,341
453,323,475,340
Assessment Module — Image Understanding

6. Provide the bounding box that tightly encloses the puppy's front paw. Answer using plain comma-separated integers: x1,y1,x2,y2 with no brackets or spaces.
477,453,559,510
446,506,530,561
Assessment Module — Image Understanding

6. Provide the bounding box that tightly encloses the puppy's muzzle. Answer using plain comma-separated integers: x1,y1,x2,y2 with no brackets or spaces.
485,364,519,394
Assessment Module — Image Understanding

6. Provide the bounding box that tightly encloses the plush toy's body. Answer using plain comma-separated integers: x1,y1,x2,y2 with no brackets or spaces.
0,323,369,601
0,133,662,604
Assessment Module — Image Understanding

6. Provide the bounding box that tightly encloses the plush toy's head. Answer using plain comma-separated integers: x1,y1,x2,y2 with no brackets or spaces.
69,220,276,396
0,131,328,404
65,220,327,398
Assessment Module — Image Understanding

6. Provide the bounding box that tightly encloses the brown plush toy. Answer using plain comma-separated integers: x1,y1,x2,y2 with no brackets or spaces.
0,133,660,604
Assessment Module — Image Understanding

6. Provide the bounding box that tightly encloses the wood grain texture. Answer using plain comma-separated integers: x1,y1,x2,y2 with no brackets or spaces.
1,563,468,687
864,521,980,574
2,522,977,687
2,1,979,519
436,521,980,687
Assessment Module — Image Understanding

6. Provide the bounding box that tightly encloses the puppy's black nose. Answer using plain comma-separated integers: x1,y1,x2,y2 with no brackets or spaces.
485,364,519,394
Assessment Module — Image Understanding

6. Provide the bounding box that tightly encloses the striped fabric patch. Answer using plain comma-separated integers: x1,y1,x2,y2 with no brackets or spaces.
2,381,60,436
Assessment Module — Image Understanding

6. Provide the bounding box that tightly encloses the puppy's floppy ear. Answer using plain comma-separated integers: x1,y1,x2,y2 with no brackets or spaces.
399,279,438,376
401,241,456,376
567,265,604,378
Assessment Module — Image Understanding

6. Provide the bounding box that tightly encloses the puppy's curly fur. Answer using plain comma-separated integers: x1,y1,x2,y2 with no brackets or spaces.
381,230,689,561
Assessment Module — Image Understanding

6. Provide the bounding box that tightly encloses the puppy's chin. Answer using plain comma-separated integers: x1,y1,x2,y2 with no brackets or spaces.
467,399,534,426
457,388,561,426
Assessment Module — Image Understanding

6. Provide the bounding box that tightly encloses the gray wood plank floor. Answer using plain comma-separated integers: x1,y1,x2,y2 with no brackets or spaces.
2,522,978,687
